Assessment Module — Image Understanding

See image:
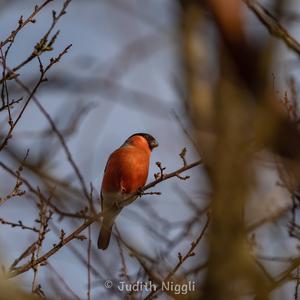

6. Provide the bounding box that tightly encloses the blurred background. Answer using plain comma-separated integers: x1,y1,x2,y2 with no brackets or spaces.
0,0,300,299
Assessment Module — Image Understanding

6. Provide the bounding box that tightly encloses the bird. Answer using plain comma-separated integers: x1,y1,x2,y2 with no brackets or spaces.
97,133,159,250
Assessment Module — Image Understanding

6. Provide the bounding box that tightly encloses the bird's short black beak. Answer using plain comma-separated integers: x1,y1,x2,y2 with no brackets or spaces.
150,140,159,149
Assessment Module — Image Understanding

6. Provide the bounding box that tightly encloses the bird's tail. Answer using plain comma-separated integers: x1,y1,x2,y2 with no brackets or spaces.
98,214,116,250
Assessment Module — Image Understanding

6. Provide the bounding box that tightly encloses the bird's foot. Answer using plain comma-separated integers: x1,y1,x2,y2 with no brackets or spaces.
137,187,144,197
115,199,122,209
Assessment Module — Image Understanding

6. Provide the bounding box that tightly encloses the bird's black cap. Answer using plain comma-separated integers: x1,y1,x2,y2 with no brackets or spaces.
127,133,158,150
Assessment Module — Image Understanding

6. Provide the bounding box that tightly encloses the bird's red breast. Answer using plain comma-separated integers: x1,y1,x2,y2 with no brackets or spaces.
101,135,151,194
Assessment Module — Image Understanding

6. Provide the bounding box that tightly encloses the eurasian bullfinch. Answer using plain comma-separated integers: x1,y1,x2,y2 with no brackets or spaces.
97,133,158,250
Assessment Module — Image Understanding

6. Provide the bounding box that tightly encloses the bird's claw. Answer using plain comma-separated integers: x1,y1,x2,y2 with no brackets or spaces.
115,199,121,209
137,187,144,197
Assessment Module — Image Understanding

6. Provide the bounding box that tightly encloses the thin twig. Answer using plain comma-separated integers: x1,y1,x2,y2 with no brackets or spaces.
144,215,210,300
87,225,92,300
244,0,300,56
0,218,39,233
0,0,54,49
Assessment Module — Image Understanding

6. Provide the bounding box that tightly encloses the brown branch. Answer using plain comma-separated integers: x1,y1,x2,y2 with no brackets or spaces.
114,227,136,299
0,218,39,233
0,165,25,206
244,0,300,56
0,47,12,126
32,96,94,212
87,225,91,300
0,159,88,220
7,219,93,278
144,215,210,300
295,267,300,300
1,62,94,213
6,158,203,278
0,44,72,152
1,0,72,81
0,0,54,49
31,196,52,296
